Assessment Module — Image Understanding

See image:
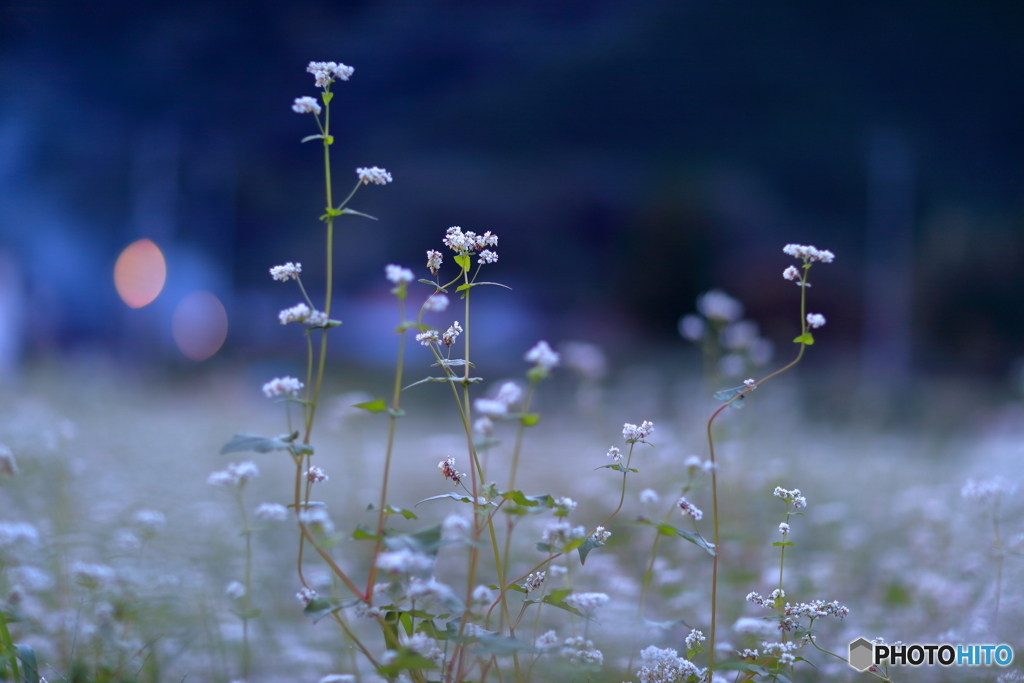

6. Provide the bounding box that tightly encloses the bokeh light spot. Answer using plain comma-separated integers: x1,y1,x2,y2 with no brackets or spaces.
114,239,167,308
172,291,228,361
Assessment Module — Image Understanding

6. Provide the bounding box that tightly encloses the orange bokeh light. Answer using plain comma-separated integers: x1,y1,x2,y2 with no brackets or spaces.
172,291,228,361
114,239,167,308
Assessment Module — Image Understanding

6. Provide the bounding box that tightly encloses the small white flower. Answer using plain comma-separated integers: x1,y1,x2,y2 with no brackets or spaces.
779,522,790,534
423,293,449,312
806,313,826,329
270,262,302,282
679,313,705,341
416,330,440,346
225,581,246,600
962,476,1018,500
376,549,433,575
478,249,498,264
639,488,659,504
564,592,609,615
555,497,577,511
291,96,321,115
622,420,654,443
607,446,622,462
473,416,493,436
307,61,353,88
525,340,560,370
495,381,522,406
474,398,507,417
299,508,334,535
133,509,166,531
296,586,318,606
697,289,743,322
590,526,611,543
685,629,705,650
472,585,495,603
306,466,329,483
536,630,560,649
782,265,801,281
279,302,312,324
442,321,463,346
263,376,304,397
678,497,703,520
305,309,329,327
356,167,392,185
426,250,443,275
256,503,288,522
523,571,546,592
385,264,413,284
783,244,835,263
208,462,259,488
743,378,756,389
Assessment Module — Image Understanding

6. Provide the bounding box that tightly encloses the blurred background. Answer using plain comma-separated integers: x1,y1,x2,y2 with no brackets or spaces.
0,0,1021,402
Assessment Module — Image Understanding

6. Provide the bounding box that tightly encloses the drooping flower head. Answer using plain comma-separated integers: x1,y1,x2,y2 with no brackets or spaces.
357,167,392,185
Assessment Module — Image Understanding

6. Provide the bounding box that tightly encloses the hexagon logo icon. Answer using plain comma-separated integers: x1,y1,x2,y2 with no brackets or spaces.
849,638,874,671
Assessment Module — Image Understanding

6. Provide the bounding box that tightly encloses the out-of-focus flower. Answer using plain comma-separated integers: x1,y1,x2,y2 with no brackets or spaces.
263,376,304,398
291,97,321,115
678,497,703,520
698,289,743,322
806,313,826,329
385,264,413,284
356,167,392,185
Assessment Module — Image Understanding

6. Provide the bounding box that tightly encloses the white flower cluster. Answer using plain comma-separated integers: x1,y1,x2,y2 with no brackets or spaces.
525,340,560,370
278,302,328,327
416,330,439,345
761,640,800,655
962,476,1018,500
375,549,433,575
590,526,611,543
607,446,622,462
535,630,560,649
554,496,577,512
133,509,166,531
225,581,246,600
783,243,835,263
685,629,705,651
779,522,790,535
425,250,443,275
296,586,318,607
399,631,444,666
357,167,392,185
743,378,756,389
746,589,785,608
305,466,329,483
623,420,654,443
678,497,703,520
299,508,334,535
0,522,38,547
782,265,801,282
440,321,463,346
806,313,826,329
291,96,321,115
560,636,604,665
565,592,609,615
307,61,354,88
423,293,449,312
636,645,704,683
684,455,715,474
479,249,498,264
270,262,302,281
385,264,413,284
773,487,808,508
438,456,465,485
541,521,586,547
442,226,498,253
640,489,659,504
784,599,850,619
263,376,304,397
207,462,259,488
407,576,456,608
255,503,288,522
523,571,546,592
697,289,743,323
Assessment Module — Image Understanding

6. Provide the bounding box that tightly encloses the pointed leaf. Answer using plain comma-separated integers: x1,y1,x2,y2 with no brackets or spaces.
303,596,343,623
597,464,639,473
220,433,297,454
416,492,494,507
473,633,540,656
577,536,604,564
793,333,815,345
635,517,716,556
383,524,443,556
16,644,38,683
340,207,379,220
301,134,326,143
352,526,380,540
454,254,471,272
354,399,388,413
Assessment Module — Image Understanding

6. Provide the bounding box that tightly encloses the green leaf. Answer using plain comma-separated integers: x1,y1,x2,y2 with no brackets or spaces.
352,526,380,540
385,504,419,520
301,134,326,143
16,644,38,683
322,91,334,104
404,376,483,390
793,332,815,345
597,464,639,473
455,281,512,292
354,399,388,413
417,492,494,507
303,597,343,623
454,254,471,272
397,321,432,332
219,433,298,454
634,517,716,556
473,633,540,656
523,591,589,620
383,524,443,556
340,207,379,221
377,650,440,675
576,536,604,564
499,491,554,508
519,413,540,427
771,541,795,547
535,542,553,553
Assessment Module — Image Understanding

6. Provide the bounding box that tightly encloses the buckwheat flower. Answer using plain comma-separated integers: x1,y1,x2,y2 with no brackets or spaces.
523,571,546,592
962,476,1018,500
355,602,382,619
307,61,353,87
279,302,312,324
779,522,790,534
438,457,465,485
426,249,443,275
474,398,507,417
356,166,392,185
782,265,800,281
678,313,705,342
606,446,622,462
71,562,116,587
299,508,334,535
305,309,329,327
416,330,440,346
637,645,703,682
376,549,433,575
565,592,609,615
225,581,246,600
319,676,356,683
678,497,703,520
739,648,759,660
640,488,659,504
761,641,798,655
208,462,259,488
472,584,495,603
779,652,796,665
783,244,835,263
423,293,449,312
296,586,318,607
684,455,702,469
442,321,463,346
306,466,329,483
256,503,288,522
773,487,807,508
442,513,471,540
495,381,522,406
407,576,456,607
561,636,604,665
133,509,166,531
806,313,826,328
478,249,498,264
443,226,470,252
697,289,743,322
116,530,141,551
291,96,321,115
591,526,611,543
263,376,304,397
685,629,705,650
734,617,776,636
525,340,560,370
473,416,493,436
623,420,654,443
555,497,577,511
536,630,560,649
542,521,586,546
769,588,785,601
385,264,413,284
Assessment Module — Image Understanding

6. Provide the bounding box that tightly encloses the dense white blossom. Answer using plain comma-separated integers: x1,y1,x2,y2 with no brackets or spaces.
356,167,392,185
307,61,354,87
291,97,321,115
270,262,302,281
525,340,560,370
385,264,413,284
783,243,835,263
263,376,304,397
806,313,826,329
